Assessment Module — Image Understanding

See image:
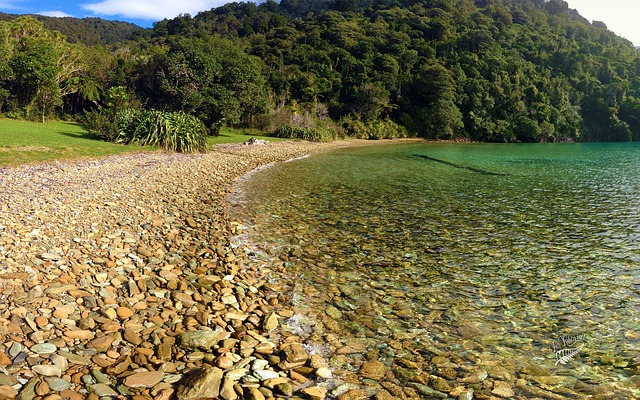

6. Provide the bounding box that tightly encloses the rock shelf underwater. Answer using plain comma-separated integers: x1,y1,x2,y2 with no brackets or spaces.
231,141,640,399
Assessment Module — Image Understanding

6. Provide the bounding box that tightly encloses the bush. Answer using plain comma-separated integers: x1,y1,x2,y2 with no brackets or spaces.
341,116,408,139
82,108,208,153
274,125,337,142
81,108,117,140
121,109,208,152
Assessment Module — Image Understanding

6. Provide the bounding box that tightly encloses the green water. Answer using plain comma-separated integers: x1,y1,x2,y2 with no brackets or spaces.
232,142,640,398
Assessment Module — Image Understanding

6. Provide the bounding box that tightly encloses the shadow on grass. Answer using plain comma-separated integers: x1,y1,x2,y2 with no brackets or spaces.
56,124,104,141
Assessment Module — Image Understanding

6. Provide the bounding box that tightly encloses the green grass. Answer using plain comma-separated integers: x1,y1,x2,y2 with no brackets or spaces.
0,120,284,167
208,127,285,144
0,119,154,166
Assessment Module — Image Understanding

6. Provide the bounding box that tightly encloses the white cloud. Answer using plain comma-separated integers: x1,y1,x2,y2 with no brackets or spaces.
37,10,74,18
81,0,227,21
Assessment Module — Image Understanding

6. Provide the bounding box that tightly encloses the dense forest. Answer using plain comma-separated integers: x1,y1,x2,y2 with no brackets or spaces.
0,13,144,46
1,0,640,142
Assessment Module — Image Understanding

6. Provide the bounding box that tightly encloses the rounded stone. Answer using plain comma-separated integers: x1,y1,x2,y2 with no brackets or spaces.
116,306,133,319
31,343,57,354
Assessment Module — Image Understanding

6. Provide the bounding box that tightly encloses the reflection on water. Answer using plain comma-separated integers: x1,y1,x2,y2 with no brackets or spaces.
231,142,640,398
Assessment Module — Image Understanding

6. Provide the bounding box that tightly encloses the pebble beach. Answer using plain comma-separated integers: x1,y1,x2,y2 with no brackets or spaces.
0,140,368,400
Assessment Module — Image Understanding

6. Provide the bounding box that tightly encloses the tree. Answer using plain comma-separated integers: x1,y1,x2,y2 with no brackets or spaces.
3,17,83,121
141,36,269,129
402,62,463,138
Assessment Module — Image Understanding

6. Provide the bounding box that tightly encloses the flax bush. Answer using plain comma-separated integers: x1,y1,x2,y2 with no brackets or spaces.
83,108,208,153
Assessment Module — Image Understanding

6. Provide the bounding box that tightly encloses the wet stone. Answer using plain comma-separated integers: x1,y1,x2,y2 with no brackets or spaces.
492,381,515,398
263,312,278,332
282,343,308,364
337,389,370,400
406,382,448,399
360,361,387,380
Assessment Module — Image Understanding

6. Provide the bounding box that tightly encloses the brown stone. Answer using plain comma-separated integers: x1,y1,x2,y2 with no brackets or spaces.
155,388,174,400
35,380,50,396
92,355,115,368
0,353,11,367
64,330,95,340
374,390,395,400
336,344,366,354
156,343,172,361
281,343,308,364
0,386,17,399
219,378,238,400
430,376,452,392
175,366,223,400
123,371,164,388
116,306,134,319
245,387,265,400
52,309,69,320
87,336,114,353
216,355,234,369
360,361,387,380
262,312,278,332
124,328,143,345
137,247,153,258
301,386,327,400
337,389,369,400
492,381,515,398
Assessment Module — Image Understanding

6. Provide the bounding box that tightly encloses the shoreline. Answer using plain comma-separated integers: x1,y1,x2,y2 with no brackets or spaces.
0,139,384,400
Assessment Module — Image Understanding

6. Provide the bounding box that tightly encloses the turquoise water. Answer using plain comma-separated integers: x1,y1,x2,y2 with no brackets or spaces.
232,142,640,398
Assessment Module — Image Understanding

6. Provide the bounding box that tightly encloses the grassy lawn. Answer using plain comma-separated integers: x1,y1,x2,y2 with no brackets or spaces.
0,120,281,167
0,119,154,167
208,127,285,144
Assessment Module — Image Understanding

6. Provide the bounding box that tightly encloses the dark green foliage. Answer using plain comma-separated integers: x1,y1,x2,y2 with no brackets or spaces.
341,116,408,139
139,35,269,129
274,125,338,142
120,109,208,152
3,0,640,143
83,107,207,152
0,13,146,46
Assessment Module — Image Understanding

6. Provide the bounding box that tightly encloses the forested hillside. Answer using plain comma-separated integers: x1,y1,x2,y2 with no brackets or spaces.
1,0,640,142
0,13,145,46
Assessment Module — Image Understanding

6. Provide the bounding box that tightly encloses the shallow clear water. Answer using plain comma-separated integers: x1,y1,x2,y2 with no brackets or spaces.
231,142,640,397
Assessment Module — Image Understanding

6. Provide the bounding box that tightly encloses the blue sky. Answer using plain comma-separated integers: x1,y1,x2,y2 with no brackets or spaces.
0,0,233,27
0,0,638,46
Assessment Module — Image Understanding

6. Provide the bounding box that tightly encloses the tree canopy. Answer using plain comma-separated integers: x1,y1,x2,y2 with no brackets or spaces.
1,0,640,142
